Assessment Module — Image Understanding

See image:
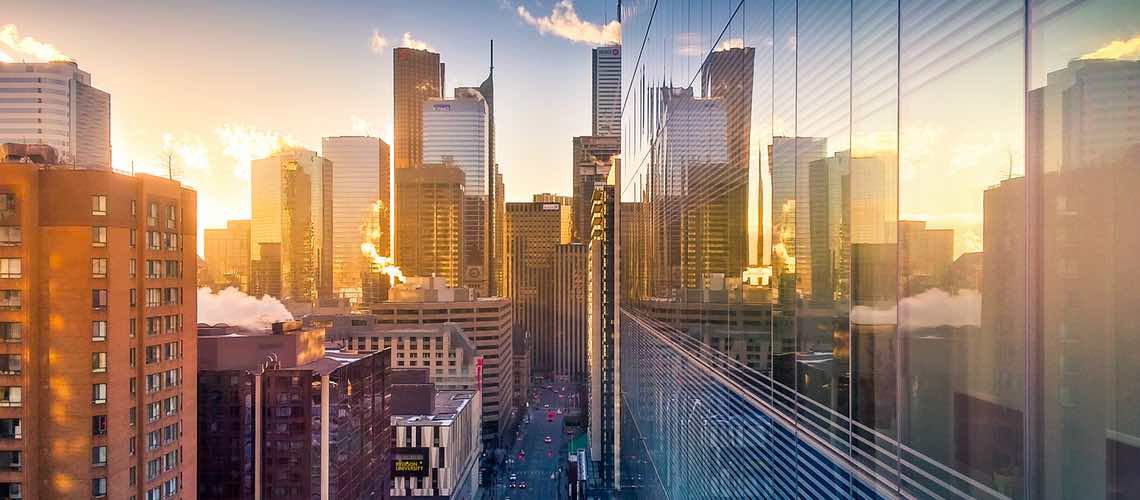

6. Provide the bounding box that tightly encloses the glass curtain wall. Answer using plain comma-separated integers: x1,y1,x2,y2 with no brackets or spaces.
618,0,1140,498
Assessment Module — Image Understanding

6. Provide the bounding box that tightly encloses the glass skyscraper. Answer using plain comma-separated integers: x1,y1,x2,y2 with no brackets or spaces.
610,1,1140,498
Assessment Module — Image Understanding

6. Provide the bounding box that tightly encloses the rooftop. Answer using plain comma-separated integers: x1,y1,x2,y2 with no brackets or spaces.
392,390,476,427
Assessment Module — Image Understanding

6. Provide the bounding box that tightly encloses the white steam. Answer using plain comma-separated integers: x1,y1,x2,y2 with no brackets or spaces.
197,287,293,330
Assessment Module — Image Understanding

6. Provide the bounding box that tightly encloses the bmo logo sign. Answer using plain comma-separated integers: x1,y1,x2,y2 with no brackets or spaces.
612,48,620,56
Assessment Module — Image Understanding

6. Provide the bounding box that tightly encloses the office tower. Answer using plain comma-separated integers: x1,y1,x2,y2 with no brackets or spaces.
322,136,391,302
592,45,621,137
572,135,620,242
197,321,391,499
457,42,501,296
393,164,464,288
310,316,481,392
202,219,250,292
505,201,570,375
368,277,515,449
493,172,506,295
587,158,619,492
0,157,197,499
807,153,850,304
898,220,954,295
533,193,574,243
249,148,332,301
769,136,827,295
553,243,588,380
0,61,110,169
389,370,481,499
423,89,491,294
393,47,444,170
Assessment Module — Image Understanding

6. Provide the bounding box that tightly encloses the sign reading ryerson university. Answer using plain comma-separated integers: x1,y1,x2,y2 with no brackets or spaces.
392,447,430,477
541,203,561,211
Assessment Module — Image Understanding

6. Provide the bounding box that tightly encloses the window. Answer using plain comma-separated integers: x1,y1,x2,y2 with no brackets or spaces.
146,231,160,250
0,355,20,375
165,233,178,251
91,383,107,404
166,205,176,229
146,260,162,279
145,345,160,364
91,226,107,247
163,287,179,305
129,377,136,398
91,258,107,278
91,321,106,341
129,288,136,307
91,352,107,373
129,407,137,428
146,402,160,422
91,446,107,466
91,195,107,216
130,228,136,247
91,415,106,437
0,451,20,471
0,418,21,439
0,227,18,246
129,348,136,367
91,289,108,309
0,193,13,217
147,202,157,226
0,387,20,407
146,317,161,336
146,373,160,393
163,395,179,415
129,258,136,278
0,291,19,310
130,199,137,216
164,260,180,278
146,288,161,307
163,342,179,360
0,324,17,343
0,259,19,279
92,477,107,498
129,319,136,338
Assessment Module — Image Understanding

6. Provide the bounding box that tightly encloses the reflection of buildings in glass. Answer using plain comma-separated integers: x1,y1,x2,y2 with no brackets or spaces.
251,149,332,301
322,136,391,302
393,47,444,170
899,220,954,295
203,219,251,292
394,164,464,288
808,152,850,305
769,136,827,296
572,135,620,243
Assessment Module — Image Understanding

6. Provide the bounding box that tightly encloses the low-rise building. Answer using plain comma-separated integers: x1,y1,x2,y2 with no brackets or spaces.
390,370,481,499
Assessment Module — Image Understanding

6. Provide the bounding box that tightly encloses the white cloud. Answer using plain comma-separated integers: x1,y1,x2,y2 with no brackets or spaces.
0,24,70,62
400,32,434,52
1080,34,1140,61
516,0,620,46
851,288,981,329
214,124,300,180
350,116,379,137
197,287,293,330
370,30,389,54
717,37,744,51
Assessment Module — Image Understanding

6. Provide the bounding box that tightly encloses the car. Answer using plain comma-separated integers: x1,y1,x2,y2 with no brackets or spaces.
543,403,550,409
519,482,528,489
508,482,516,488
509,473,518,481
557,409,564,415
544,435,552,443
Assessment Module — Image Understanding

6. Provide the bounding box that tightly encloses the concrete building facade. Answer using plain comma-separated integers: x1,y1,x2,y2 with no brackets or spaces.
0,61,110,169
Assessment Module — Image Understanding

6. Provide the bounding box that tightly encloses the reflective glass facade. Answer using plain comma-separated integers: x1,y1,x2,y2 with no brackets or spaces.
617,1,1140,498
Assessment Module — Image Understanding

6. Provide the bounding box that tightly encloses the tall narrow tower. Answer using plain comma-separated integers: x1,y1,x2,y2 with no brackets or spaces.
393,48,444,169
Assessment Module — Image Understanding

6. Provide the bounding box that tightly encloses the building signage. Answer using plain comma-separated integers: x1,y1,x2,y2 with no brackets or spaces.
432,104,451,111
542,203,561,211
392,447,430,477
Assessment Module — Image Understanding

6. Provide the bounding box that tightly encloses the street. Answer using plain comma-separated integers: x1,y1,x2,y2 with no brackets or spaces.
488,382,580,500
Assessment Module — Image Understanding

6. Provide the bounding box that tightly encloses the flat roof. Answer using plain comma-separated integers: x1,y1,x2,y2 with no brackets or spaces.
392,390,476,427
293,349,367,375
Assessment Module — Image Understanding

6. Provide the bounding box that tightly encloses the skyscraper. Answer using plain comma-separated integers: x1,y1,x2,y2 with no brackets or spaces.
250,148,332,302
0,61,110,169
423,89,491,294
202,219,250,292
321,136,391,302
769,136,827,296
553,243,589,380
505,201,570,376
587,158,620,492
394,164,465,288
572,135,619,242
393,47,444,170
592,45,621,138
0,157,197,499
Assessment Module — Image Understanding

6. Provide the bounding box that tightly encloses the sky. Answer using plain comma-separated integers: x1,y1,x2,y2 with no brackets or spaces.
2,0,622,253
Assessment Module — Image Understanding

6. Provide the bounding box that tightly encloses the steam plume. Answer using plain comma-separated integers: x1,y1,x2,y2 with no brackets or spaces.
0,24,71,62
400,32,434,52
197,287,293,330
361,200,405,283
1080,34,1140,61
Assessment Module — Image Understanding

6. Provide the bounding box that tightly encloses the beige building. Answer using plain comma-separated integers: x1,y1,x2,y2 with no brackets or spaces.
0,158,197,499
202,220,249,291
505,202,571,376
394,164,465,288
322,136,391,302
368,277,515,448
393,47,444,170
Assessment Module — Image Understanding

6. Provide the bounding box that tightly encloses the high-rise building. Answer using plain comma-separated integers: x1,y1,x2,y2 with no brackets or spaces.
202,219,250,292
197,321,391,499
587,158,619,492
393,47,444,170
394,164,464,288
0,61,110,169
249,148,332,301
769,136,827,296
592,45,621,138
0,158,197,499
424,89,491,294
368,277,515,449
572,135,620,242
322,136,391,302
505,202,570,375
456,43,501,297
553,243,588,380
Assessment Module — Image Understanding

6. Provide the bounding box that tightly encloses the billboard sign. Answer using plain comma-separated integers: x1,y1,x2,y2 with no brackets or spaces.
392,447,430,477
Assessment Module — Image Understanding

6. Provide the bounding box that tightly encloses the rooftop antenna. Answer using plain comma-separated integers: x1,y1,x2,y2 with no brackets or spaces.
490,39,494,76
165,151,174,180
130,160,135,176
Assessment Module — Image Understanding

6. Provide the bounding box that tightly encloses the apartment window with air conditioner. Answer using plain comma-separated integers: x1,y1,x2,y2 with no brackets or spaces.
91,195,107,216
91,320,106,341
91,352,107,373
0,387,20,407
91,415,106,437
0,291,20,311
0,451,20,471
0,419,20,440
91,258,107,279
0,259,19,279
91,226,107,247
0,227,18,246
92,383,107,405
0,355,20,376
147,202,157,226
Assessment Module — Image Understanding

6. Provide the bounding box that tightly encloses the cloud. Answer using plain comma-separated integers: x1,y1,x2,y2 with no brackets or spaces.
717,37,744,51
197,287,293,330
214,124,300,180
1080,34,1140,61
0,24,70,62
350,116,380,138
400,32,434,52
370,30,389,54
162,133,210,176
851,288,981,329
0,50,11,63
517,0,620,46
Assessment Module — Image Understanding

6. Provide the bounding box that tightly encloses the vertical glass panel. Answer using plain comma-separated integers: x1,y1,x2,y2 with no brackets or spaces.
1029,1,1140,498
770,0,799,399
900,0,1025,498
